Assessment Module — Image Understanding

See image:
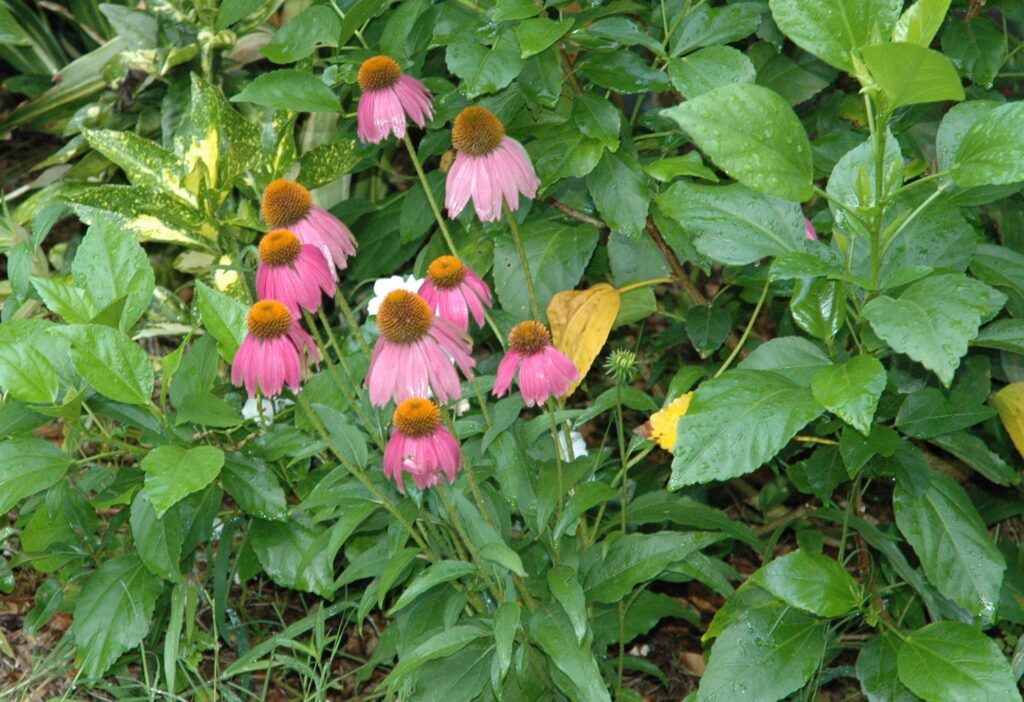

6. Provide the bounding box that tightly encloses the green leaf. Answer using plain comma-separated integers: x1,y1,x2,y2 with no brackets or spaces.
572,94,621,151
583,531,723,603
768,0,903,71
577,51,670,94
862,273,1005,386
671,369,823,487
387,626,488,680
894,470,1006,620
547,566,588,641
826,131,903,238
141,445,225,518
194,280,248,362
217,0,262,28
586,148,649,238
811,355,886,435
893,0,951,46
0,437,71,514
492,219,599,321
527,123,604,186
951,102,1024,188
82,129,191,204
665,83,813,202
0,322,64,404
656,182,807,265
698,598,827,702
220,454,288,521
942,16,1006,88
130,490,183,582
756,52,835,106
55,324,154,405
753,549,861,617
974,318,1024,354
493,601,520,680
231,70,341,112
515,17,573,59
74,555,163,679
897,622,1020,702
298,139,360,189
338,0,385,46
857,634,916,702
528,608,611,702
670,2,765,55
249,519,336,598
644,153,719,183
895,387,995,439
445,30,523,98
477,542,526,577
685,305,731,357
312,404,369,468
738,337,831,386
859,43,964,110
627,492,764,549
31,277,97,324
389,561,476,614
261,6,339,64
791,278,846,342
668,46,756,99
71,218,155,331
928,432,1019,487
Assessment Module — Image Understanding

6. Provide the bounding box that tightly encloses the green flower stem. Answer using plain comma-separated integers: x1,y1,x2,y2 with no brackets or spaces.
303,310,386,452
864,93,888,291
334,290,372,358
546,399,566,522
615,382,629,534
439,404,498,533
713,277,770,379
401,132,507,347
296,393,438,562
505,204,543,321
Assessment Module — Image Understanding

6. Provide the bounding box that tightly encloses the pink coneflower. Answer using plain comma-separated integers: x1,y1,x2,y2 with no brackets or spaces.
255,229,336,316
445,106,541,222
356,55,433,144
419,255,492,331
262,179,357,273
231,300,319,397
804,218,818,241
384,397,461,493
494,321,579,407
365,290,475,406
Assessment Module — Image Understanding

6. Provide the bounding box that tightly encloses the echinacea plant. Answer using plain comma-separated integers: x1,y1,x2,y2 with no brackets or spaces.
5,2,1024,701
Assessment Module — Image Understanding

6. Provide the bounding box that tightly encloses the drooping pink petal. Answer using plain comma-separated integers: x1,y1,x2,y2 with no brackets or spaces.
493,350,523,398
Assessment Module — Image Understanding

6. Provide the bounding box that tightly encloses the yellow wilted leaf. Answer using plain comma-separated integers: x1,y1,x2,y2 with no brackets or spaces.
548,283,621,395
993,382,1024,459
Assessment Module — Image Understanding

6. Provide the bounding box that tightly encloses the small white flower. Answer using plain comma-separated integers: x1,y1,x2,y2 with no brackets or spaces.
242,396,293,426
556,427,588,460
366,274,424,315
453,398,471,416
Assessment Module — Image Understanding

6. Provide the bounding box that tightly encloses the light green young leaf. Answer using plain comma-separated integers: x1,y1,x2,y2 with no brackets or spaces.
862,273,1005,386
753,549,861,617
859,43,964,110
811,355,887,435
892,0,951,45
897,622,1020,702
672,370,823,487
141,445,225,517
664,83,813,202
769,0,902,72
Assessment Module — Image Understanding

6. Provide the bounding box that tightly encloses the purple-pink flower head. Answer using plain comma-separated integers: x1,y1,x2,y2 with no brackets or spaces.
384,397,461,494
804,218,818,241
231,300,320,398
356,55,434,144
256,229,336,316
365,289,476,407
445,105,541,222
419,255,493,332
493,320,579,407
262,179,357,274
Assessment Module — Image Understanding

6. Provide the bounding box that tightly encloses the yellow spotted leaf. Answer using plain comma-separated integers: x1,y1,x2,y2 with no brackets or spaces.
993,382,1024,460
548,283,621,395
